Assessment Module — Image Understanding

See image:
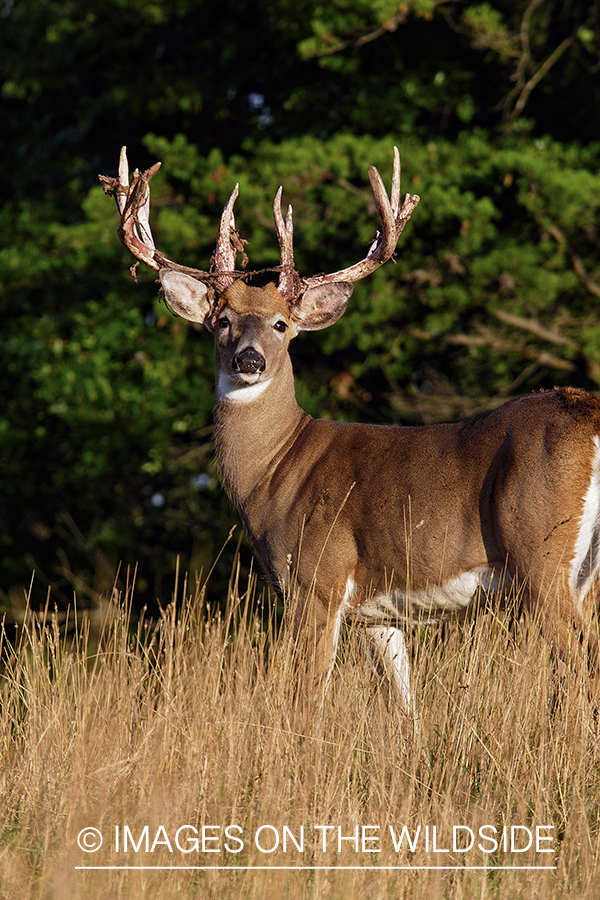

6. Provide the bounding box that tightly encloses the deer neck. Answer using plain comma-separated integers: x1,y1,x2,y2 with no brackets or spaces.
213,353,306,508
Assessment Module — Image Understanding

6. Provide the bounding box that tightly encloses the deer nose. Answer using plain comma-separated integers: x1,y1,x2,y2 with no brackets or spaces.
233,347,265,375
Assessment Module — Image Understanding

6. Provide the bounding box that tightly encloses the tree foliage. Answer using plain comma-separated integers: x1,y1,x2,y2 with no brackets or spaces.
1,0,599,612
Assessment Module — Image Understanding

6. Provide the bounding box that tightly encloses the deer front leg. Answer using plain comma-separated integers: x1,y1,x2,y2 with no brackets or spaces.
290,590,346,719
363,625,414,719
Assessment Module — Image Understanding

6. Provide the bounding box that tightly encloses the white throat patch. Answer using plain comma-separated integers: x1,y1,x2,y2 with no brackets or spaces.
216,371,272,403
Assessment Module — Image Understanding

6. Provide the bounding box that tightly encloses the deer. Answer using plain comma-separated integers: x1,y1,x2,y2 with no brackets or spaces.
100,146,600,719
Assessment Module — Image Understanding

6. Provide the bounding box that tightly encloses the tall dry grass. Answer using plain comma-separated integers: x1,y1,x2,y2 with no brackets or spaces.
1,558,600,899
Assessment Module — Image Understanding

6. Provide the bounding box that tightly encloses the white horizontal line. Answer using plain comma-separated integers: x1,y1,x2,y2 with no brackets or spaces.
76,865,557,871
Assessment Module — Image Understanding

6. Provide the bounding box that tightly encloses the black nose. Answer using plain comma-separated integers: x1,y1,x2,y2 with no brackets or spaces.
233,347,265,375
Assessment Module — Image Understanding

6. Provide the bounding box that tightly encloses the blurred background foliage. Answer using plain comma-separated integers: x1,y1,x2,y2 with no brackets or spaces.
1,0,600,616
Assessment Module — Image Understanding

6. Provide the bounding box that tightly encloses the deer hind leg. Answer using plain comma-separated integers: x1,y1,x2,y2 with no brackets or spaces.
570,555,600,698
532,589,600,716
525,528,600,699
363,625,414,719
563,455,600,695
510,441,600,698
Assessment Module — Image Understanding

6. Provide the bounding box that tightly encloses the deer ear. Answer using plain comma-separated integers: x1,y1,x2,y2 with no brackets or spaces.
294,283,354,332
159,270,212,325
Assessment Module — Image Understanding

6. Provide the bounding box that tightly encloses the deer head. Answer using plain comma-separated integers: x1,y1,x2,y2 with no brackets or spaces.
99,147,420,380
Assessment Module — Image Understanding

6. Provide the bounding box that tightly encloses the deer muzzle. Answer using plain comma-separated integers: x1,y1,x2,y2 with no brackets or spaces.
233,347,266,376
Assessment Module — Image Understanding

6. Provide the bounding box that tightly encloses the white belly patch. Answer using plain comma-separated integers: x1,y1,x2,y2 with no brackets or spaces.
351,566,504,625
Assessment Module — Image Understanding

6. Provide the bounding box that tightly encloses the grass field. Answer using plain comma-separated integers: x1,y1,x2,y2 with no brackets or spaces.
2,558,600,899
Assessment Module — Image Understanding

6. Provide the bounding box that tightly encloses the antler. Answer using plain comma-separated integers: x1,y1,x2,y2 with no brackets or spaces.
273,146,420,301
99,147,240,292
101,146,418,301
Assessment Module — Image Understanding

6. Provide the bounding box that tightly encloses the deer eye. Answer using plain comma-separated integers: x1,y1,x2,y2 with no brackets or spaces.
273,320,288,333
218,316,230,329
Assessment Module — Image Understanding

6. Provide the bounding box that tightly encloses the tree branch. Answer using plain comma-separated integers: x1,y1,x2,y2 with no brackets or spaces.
493,309,576,347
546,223,600,299
508,30,577,120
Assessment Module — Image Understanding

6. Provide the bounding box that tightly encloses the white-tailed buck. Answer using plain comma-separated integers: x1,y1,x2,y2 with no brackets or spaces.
101,147,600,715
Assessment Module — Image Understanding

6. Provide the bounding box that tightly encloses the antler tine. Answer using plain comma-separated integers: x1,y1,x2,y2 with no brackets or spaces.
135,164,158,251
390,145,401,219
117,146,129,215
300,149,420,293
213,184,239,292
273,186,293,264
273,186,299,300
366,164,398,263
